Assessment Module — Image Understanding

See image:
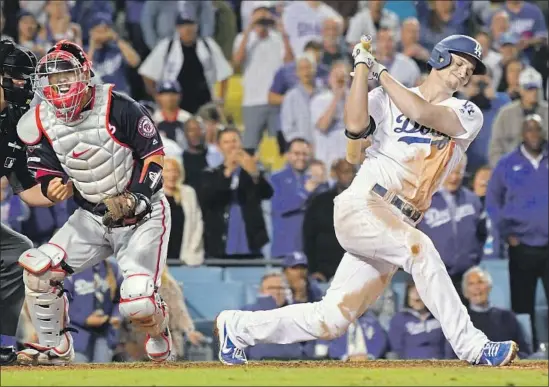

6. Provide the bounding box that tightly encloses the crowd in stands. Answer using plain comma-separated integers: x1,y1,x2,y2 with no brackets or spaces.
1,0,547,362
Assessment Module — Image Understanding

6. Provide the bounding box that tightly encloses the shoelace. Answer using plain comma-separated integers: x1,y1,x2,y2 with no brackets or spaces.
484,342,500,357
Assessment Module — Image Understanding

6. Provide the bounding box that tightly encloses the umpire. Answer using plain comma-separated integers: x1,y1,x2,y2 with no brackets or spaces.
0,40,53,365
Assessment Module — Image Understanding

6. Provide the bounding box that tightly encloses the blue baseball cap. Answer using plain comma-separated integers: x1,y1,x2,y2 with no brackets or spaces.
156,80,182,94
499,32,520,46
89,12,113,29
282,251,308,268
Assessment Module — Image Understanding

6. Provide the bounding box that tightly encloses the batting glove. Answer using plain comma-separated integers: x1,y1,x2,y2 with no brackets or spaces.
351,42,387,81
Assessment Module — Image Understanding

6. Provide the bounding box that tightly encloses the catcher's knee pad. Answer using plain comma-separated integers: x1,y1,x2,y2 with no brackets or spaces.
18,243,69,293
119,274,168,337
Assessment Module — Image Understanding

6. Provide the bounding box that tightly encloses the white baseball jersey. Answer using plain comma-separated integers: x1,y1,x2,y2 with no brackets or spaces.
347,86,483,212
282,1,341,57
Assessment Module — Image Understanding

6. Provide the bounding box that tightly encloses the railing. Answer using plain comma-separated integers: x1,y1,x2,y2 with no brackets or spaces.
167,257,284,268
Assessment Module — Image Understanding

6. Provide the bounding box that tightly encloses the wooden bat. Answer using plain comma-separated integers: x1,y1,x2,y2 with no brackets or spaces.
346,35,373,165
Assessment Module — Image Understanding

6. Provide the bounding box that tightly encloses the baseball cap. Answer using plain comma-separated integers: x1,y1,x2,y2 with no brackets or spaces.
89,12,113,30
499,32,519,46
176,9,197,25
282,251,308,268
156,80,182,94
519,67,542,90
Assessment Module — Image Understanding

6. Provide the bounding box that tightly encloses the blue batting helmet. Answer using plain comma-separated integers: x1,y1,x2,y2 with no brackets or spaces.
428,35,487,75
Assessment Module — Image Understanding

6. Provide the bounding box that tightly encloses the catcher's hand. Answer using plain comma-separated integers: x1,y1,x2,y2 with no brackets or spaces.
102,191,151,228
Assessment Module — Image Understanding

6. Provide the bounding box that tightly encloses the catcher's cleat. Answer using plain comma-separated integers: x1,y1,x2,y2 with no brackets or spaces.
145,327,173,362
17,331,74,366
0,346,17,366
214,312,247,366
474,340,518,366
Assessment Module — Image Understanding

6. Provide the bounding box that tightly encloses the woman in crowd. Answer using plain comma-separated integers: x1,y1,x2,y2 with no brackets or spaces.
388,281,450,360
162,157,205,266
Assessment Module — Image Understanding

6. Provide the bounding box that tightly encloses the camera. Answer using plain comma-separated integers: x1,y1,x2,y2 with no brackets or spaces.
256,18,275,27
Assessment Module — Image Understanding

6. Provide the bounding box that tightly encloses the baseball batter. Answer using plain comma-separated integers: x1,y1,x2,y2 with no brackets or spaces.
15,40,172,365
215,35,518,366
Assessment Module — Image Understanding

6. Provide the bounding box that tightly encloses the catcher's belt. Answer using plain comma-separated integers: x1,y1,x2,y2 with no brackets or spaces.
97,191,152,229
371,183,423,225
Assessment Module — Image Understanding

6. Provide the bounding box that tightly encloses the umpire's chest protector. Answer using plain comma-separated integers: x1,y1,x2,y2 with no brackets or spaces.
22,84,134,203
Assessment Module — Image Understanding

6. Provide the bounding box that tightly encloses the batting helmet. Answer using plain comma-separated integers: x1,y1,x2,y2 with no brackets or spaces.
428,35,487,75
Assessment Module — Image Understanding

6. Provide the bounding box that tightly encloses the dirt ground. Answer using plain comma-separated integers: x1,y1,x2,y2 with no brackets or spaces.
5,360,548,372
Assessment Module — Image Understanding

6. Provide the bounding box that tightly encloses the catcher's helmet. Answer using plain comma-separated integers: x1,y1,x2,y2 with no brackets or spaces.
428,35,487,75
0,39,37,107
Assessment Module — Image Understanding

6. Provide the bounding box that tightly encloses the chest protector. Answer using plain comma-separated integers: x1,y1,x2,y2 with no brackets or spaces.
36,84,134,203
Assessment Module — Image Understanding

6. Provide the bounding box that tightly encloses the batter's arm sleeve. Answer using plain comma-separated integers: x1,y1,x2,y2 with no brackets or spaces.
270,174,310,217
109,91,164,159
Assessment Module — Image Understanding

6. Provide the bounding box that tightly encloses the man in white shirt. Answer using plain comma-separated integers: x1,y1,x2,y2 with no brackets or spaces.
214,34,518,367
282,1,342,57
233,3,292,152
310,61,349,169
372,27,420,88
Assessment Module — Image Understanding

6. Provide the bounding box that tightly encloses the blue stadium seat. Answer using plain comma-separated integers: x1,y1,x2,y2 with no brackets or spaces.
535,306,548,345
244,284,260,305
183,281,246,320
169,266,223,284
516,314,533,353
392,282,407,308
480,259,508,274
535,281,547,307
224,267,279,283
480,261,511,309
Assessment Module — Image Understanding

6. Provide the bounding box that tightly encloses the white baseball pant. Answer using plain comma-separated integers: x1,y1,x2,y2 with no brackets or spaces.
224,189,488,362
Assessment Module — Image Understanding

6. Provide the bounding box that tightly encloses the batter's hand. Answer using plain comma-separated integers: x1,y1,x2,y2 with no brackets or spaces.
47,177,73,202
351,36,387,81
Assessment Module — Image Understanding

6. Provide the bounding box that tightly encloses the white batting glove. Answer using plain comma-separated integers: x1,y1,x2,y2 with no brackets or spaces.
351,42,387,81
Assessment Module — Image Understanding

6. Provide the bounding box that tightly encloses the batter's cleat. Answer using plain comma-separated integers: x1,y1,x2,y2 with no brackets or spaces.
214,312,247,366
17,331,74,366
0,346,17,366
145,328,173,362
474,340,518,366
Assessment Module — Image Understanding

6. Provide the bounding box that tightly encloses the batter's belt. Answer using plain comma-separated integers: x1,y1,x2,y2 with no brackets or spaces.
371,183,423,225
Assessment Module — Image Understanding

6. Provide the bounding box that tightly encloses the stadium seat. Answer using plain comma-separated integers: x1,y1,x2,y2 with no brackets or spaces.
480,259,508,274
516,314,533,353
480,261,511,309
535,280,547,307
244,284,260,305
392,282,407,308
183,281,246,320
169,266,223,284
224,266,280,283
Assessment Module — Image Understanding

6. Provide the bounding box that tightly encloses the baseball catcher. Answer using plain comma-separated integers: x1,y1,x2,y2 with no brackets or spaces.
15,40,172,365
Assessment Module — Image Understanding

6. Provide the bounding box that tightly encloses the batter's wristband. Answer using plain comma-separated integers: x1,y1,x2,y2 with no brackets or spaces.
344,117,377,140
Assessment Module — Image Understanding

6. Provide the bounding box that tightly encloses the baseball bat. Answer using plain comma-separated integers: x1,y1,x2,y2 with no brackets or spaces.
346,35,372,165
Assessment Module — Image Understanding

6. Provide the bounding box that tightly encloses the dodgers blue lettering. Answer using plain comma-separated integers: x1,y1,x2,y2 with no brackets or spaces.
393,114,451,149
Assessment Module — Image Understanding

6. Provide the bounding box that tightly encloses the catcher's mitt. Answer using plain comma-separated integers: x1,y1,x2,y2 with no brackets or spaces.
101,191,151,228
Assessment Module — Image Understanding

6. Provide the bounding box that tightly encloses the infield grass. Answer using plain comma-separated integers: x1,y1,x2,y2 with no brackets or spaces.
2,360,547,386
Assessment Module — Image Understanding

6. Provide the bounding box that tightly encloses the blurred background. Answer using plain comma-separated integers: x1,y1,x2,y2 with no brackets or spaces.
0,0,548,363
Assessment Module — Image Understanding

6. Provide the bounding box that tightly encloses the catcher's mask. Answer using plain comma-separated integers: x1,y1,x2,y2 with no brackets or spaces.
33,40,94,123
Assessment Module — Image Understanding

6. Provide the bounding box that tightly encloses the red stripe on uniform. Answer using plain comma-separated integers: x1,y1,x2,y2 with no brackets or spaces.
153,198,167,284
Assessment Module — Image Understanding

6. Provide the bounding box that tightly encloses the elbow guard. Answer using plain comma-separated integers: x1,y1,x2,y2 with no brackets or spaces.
345,116,377,140
131,161,163,199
